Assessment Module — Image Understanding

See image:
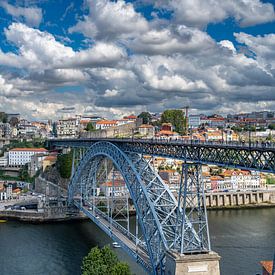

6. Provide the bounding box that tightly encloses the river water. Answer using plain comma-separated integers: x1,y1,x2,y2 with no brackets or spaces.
0,208,274,275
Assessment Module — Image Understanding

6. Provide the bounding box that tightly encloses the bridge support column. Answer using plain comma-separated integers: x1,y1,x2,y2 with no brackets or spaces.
165,251,221,275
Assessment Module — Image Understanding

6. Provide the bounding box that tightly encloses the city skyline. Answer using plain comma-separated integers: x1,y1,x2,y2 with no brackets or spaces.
0,0,275,120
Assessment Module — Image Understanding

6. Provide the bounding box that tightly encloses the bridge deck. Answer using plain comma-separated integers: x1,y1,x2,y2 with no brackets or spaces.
48,138,275,173
75,201,151,272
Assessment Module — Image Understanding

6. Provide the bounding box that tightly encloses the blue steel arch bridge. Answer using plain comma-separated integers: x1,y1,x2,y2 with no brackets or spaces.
48,138,275,274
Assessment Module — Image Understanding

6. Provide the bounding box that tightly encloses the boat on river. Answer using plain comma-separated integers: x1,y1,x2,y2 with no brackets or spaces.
112,242,121,248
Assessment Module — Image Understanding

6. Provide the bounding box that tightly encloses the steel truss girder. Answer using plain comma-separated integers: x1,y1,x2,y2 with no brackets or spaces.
50,139,275,172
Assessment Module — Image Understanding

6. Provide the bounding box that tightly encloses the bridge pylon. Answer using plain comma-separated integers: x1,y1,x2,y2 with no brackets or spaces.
169,162,220,275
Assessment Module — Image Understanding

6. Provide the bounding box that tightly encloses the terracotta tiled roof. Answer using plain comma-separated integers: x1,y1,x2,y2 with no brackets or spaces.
139,124,154,128
44,156,57,161
260,261,273,274
102,180,125,187
96,120,117,125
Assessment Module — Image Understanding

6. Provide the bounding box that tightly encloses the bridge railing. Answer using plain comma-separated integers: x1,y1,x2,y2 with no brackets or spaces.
84,200,147,251
50,136,275,150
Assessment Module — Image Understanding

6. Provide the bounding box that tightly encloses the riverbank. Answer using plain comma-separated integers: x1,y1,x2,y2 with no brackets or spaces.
207,202,275,210
0,209,88,223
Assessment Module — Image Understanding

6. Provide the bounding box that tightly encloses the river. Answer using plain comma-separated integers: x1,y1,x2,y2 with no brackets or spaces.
0,208,274,275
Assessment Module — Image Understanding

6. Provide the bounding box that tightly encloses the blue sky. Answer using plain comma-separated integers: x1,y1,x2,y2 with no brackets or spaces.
0,0,275,120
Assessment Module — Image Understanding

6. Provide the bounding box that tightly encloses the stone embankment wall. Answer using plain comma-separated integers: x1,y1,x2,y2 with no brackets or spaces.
35,176,67,197
205,190,275,209
81,121,139,138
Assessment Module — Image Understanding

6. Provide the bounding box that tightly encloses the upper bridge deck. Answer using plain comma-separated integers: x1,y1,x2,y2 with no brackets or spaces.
47,138,275,173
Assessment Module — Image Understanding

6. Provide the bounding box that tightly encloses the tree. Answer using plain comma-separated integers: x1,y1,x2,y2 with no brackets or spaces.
82,246,131,275
268,123,275,130
0,112,7,123
86,122,95,132
138,112,152,124
111,262,131,275
161,109,186,134
57,151,72,178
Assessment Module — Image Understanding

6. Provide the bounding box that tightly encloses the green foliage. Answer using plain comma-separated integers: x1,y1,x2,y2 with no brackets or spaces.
86,122,95,132
268,123,275,130
0,170,20,181
9,139,45,149
138,112,152,124
82,246,130,275
111,262,131,275
267,177,275,185
97,201,107,212
0,112,7,123
161,109,186,134
266,133,273,141
231,126,242,132
57,152,72,178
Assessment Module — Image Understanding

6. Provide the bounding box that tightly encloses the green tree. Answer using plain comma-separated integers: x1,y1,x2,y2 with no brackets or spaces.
268,123,275,130
86,122,95,131
111,262,131,275
161,109,186,134
57,151,72,178
0,112,7,123
82,246,130,275
138,112,152,124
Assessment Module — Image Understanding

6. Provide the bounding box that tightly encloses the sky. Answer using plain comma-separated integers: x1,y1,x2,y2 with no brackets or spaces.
0,0,275,120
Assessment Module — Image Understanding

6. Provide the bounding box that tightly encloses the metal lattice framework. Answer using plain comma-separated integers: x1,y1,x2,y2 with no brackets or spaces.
175,162,210,254
69,141,185,273
48,138,275,273
49,138,275,173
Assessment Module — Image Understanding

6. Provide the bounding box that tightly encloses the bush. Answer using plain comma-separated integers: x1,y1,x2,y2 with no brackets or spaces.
82,246,131,275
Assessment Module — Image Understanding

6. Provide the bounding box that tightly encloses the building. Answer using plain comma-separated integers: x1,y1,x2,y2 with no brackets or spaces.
95,120,118,130
8,148,48,167
138,124,155,137
28,154,47,177
188,115,201,129
100,180,128,197
56,118,79,138
42,155,57,171
0,123,11,138
0,153,8,167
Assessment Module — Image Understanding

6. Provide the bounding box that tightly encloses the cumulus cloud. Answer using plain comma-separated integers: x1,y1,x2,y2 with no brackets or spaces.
0,23,125,71
149,0,275,28
0,2,42,27
1,0,275,119
69,0,149,40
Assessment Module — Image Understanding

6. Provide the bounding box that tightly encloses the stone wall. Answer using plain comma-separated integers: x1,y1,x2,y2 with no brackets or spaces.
81,121,138,138
205,190,275,208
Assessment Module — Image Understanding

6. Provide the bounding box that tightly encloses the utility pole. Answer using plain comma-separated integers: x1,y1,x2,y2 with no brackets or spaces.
183,106,189,135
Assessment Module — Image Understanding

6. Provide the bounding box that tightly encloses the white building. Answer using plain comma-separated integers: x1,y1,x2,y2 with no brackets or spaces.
8,148,48,167
188,115,201,129
0,153,8,167
56,118,78,138
96,120,118,130
100,180,128,197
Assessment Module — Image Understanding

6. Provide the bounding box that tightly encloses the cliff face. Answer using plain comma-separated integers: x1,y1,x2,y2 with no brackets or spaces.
41,166,70,190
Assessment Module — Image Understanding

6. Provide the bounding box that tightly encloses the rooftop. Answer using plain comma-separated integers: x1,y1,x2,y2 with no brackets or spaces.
10,148,48,152
260,261,273,274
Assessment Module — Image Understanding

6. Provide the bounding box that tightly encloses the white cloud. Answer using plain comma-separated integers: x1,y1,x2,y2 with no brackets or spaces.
1,1,275,119
0,23,125,71
69,0,149,39
235,32,275,68
103,89,119,97
0,2,42,27
150,0,275,28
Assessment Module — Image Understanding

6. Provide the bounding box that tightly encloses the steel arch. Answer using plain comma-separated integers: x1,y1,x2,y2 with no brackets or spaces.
69,141,176,273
